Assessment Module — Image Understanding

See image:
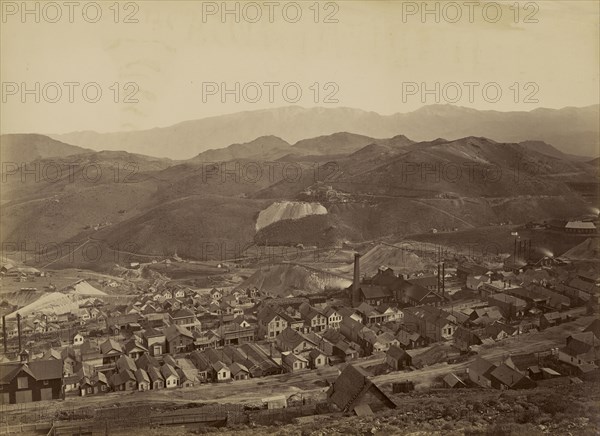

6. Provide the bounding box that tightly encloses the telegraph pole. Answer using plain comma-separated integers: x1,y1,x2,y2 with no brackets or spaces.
16,313,22,352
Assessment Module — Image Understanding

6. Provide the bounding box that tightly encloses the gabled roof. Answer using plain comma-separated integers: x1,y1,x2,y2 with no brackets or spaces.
123,339,148,354
100,338,123,355
94,372,108,385
308,348,326,360
43,348,62,360
407,275,438,289
453,326,483,345
468,357,496,379
488,293,527,307
356,302,378,316
143,327,165,338
322,329,344,343
111,369,135,386
282,352,308,364
211,361,229,372
229,362,249,376
116,355,137,373
457,263,491,276
328,365,395,412
376,332,397,346
490,363,534,388
566,221,596,229
170,308,195,319
443,373,466,388
163,355,179,369
569,331,598,347
135,368,150,384
404,305,455,325
136,354,160,371
387,344,410,361
165,324,194,342
402,282,435,302
300,306,325,321
160,363,179,379
583,319,600,339
323,306,341,318
257,306,281,324
359,285,392,300
505,353,538,372
277,327,317,350
485,321,516,338
147,366,164,382
177,368,199,383
396,329,422,346
543,311,569,322
0,360,63,384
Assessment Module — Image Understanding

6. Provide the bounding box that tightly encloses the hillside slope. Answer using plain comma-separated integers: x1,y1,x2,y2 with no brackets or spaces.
237,263,352,296
1,134,91,162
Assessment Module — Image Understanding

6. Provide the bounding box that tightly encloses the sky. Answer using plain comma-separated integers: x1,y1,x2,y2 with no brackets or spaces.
1,0,598,134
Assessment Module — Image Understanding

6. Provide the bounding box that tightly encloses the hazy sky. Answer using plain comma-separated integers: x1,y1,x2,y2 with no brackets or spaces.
1,0,598,134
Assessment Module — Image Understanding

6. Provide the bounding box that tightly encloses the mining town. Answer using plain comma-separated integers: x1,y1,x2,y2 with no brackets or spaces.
1,1,599,434
1,229,599,434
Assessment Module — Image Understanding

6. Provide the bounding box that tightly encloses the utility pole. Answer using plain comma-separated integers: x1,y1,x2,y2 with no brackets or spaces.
16,313,22,352
1,316,7,353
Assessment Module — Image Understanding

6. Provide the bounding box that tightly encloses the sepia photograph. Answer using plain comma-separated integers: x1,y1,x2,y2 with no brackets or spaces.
0,1,599,434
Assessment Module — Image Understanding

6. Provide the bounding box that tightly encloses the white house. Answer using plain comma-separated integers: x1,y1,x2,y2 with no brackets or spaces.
73,333,85,345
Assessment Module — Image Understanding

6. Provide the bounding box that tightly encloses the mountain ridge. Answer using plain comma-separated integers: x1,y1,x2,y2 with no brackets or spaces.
47,104,600,159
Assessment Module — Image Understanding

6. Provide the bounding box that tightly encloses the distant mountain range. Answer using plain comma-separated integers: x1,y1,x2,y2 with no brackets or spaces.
1,129,597,267
46,104,600,160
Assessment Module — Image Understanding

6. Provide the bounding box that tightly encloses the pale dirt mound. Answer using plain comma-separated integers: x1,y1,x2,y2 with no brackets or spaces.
237,263,351,296
256,201,327,231
68,280,107,295
7,292,93,319
2,290,44,309
351,243,427,277
559,238,600,261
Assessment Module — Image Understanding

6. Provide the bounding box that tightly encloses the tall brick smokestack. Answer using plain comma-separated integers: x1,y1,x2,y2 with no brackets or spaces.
352,253,361,307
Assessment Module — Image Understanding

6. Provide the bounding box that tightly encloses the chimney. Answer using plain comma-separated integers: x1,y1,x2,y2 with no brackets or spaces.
16,312,22,352
2,315,6,353
437,264,441,293
352,253,361,307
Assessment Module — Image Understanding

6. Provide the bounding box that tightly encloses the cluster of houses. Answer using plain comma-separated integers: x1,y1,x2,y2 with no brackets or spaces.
58,339,284,396
4,298,107,339
556,319,600,375
1,249,598,406
3,330,285,401
0,264,43,279
435,317,600,393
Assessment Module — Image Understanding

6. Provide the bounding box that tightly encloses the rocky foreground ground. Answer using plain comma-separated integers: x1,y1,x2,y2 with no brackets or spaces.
141,383,599,436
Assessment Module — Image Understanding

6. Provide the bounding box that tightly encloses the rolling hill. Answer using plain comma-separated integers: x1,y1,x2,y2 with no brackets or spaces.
0,134,92,162
2,130,597,268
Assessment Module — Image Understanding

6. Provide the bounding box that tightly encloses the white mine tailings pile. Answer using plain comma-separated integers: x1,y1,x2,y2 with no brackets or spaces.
6,280,106,319
256,201,327,231
7,292,93,319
